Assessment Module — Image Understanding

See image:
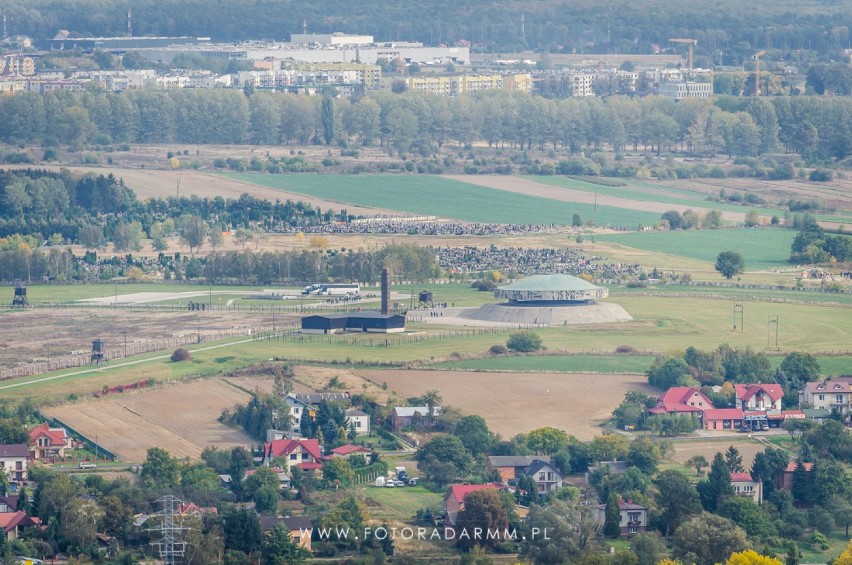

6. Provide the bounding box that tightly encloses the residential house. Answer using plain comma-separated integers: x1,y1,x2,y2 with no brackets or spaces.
263,438,323,472
246,467,291,490
28,423,72,460
702,408,744,431
488,455,552,482
328,444,373,464
283,392,352,434
801,408,831,423
776,462,814,491
0,511,39,541
799,379,852,417
524,460,563,493
649,387,715,416
176,502,218,519
0,495,18,513
391,406,442,432
259,516,313,550
735,384,783,411
730,472,762,503
444,483,503,526
0,444,29,483
345,408,371,436
593,500,647,535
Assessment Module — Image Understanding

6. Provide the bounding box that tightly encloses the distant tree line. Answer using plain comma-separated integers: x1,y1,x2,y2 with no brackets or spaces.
3,90,852,162
0,169,344,244
789,223,852,264
4,0,852,58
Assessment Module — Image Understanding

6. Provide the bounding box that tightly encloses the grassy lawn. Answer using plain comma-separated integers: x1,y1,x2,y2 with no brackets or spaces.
221,173,661,227
610,283,852,306
17,283,270,303
768,355,852,376
361,485,444,522
430,354,654,373
595,228,797,270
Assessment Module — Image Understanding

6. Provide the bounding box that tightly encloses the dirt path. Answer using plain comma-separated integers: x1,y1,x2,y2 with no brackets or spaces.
443,175,754,222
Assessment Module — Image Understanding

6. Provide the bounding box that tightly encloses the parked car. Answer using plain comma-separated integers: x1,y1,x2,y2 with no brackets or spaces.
384,481,395,488
407,478,418,486
79,462,97,469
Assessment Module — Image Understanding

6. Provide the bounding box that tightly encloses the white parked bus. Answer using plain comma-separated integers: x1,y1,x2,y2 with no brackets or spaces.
302,283,360,296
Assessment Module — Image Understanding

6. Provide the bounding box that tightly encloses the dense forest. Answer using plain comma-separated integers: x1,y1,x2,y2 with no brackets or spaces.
2,89,852,163
2,0,852,60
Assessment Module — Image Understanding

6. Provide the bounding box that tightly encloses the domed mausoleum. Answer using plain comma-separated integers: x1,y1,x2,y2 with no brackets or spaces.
462,274,632,326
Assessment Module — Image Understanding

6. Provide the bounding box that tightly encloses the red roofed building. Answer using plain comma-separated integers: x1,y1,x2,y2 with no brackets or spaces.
263,438,322,471
735,384,783,411
0,511,39,541
29,423,72,460
776,461,814,491
730,472,762,502
648,387,715,415
444,483,502,526
702,408,744,430
328,444,373,464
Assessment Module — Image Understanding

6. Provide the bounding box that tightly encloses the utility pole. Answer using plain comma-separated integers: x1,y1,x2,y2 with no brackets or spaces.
767,315,779,350
754,50,766,96
123,330,127,358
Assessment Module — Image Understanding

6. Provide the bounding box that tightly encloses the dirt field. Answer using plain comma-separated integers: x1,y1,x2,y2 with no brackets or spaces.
360,369,656,440
668,437,766,469
443,175,755,222
43,378,254,462
0,307,288,369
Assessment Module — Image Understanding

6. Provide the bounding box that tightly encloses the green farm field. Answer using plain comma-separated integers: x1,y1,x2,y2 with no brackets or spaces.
220,173,661,227
525,175,778,216
595,228,797,270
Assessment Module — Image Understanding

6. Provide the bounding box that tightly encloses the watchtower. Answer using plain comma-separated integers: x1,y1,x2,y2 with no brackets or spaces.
418,290,434,308
11,285,28,308
91,339,107,366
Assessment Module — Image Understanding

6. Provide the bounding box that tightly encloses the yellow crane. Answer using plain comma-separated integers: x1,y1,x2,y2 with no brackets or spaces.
753,50,767,96
669,38,697,70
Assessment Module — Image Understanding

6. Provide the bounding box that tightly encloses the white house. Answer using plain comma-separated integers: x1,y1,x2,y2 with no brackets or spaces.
735,384,783,411
800,379,852,416
731,472,762,503
593,500,648,535
0,445,29,484
345,408,370,436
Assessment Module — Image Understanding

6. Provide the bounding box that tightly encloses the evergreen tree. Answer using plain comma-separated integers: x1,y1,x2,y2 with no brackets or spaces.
698,452,734,511
791,459,812,504
725,445,744,473
604,492,622,538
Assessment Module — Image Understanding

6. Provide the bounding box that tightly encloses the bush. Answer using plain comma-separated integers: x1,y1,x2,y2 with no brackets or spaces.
171,348,191,362
471,280,496,292
809,169,833,182
489,344,508,355
506,331,543,353
615,345,638,354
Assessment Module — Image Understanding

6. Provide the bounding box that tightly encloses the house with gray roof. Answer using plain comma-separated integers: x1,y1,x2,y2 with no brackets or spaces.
391,406,441,431
0,444,29,483
488,455,552,482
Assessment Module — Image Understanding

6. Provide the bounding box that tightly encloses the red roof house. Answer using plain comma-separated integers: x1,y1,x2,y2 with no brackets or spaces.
263,438,322,471
0,511,39,541
649,387,715,415
328,444,373,464
735,384,783,411
730,472,762,502
29,423,72,460
702,408,744,430
444,483,502,526
776,461,814,491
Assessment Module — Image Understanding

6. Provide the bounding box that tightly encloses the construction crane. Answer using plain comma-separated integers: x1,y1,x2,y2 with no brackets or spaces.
753,50,766,96
669,38,697,70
